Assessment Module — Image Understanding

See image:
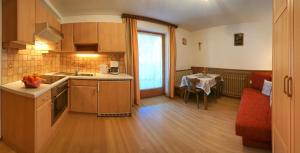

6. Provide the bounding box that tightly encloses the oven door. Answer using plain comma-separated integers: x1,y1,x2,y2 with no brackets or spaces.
52,88,68,125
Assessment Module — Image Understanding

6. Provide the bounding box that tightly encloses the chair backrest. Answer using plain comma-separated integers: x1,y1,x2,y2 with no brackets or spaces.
215,76,222,83
187,78,200,91
175,70,193,86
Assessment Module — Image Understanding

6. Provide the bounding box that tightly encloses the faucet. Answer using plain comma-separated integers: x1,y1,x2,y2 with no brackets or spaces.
75,67,80,76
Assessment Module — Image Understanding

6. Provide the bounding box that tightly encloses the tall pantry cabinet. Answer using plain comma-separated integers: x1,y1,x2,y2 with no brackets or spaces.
272,0,300,153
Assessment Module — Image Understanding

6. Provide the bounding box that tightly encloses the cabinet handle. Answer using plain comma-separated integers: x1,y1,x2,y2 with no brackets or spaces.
288,77,293,97
284,76,288,94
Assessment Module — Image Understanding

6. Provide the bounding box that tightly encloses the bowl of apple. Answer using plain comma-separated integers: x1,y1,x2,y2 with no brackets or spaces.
22,75,43,88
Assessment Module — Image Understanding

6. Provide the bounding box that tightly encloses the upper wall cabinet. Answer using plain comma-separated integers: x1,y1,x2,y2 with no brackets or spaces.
61,24,75,52
273,0,287,22
73,23,98,44
98,23,127,52
2,0,36,49
36,0,61,31
36,0,61,52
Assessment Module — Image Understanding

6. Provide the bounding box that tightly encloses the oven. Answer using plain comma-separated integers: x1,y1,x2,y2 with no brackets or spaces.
51,81,68,125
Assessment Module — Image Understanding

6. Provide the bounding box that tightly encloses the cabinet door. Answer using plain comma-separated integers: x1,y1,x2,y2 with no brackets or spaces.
36,100,52,152
273,0,287,22
73,23,98,44
70,86,98,113
272,8,291,153
98,81,131,114
35,0,48,24
98,23,126,52
293,0,300,152
61,24,75,52
18,0,36,44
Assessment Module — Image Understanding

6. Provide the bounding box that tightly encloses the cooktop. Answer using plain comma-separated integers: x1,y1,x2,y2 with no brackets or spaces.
39,75,66,84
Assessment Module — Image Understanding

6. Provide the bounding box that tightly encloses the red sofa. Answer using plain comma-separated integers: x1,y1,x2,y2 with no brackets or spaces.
236,72,272,149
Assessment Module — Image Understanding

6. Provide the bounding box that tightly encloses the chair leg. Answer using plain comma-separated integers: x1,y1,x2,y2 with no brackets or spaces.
184,91,190,103
196,93,199,109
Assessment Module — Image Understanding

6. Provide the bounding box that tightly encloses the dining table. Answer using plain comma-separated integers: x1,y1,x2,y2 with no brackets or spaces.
180,73,222,110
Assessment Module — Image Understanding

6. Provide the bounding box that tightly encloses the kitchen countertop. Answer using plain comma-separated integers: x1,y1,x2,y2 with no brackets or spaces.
1,73,133,98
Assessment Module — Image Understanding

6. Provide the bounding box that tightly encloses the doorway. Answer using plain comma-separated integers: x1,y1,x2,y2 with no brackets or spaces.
138,31,165,98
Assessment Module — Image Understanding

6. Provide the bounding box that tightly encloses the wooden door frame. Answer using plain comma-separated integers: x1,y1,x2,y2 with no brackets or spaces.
138,30,166,98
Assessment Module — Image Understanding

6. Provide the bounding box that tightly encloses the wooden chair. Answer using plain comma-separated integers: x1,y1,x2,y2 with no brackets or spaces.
184,78,203,109
211,76,223,98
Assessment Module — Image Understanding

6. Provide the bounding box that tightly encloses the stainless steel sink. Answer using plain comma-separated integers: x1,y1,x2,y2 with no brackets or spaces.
77,73,94,76
54,72,75,76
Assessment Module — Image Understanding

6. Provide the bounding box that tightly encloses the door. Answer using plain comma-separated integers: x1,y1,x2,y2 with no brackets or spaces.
61,24,75,52
36,100,52,152
98,23,126,52
73,23,98,44
293,0,300,152
98,81,131,114
138,31,165,98
272,6,291,153
70,86,98,113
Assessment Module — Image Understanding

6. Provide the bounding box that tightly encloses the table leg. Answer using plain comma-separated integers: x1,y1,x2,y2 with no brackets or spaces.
204,93,208,110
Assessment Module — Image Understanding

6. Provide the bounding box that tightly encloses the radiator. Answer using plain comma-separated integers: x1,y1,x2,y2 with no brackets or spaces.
208,69,250,98
222,73,248,97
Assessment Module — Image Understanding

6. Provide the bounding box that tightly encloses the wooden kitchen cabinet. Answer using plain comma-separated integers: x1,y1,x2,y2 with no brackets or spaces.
70,80,98,113
98,23,127,52
61,24,75,52
35,0,61,52
36,99,52,152
73,23,98,44
2,0,36,49
98,80,131,115
272,0,300,153
1,90,53,153
36,0,61,31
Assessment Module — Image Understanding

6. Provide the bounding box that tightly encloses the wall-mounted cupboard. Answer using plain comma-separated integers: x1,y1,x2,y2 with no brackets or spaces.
98,23,127,52
35,0,61,52
2,0,36,49
2,0,62,50
60,22,127,53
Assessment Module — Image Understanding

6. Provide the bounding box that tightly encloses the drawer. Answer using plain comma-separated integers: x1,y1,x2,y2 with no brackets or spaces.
36,91,51,109
70,79,98,86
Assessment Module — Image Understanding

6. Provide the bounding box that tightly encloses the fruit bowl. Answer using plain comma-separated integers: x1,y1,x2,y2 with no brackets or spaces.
22,75,42,88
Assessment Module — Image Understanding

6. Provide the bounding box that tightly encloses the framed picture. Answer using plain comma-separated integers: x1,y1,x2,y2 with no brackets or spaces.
234,33,244,46
182,38,187,45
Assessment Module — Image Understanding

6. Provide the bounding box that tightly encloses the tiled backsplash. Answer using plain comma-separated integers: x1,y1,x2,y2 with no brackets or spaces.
1,49,126,84
60,53,125,73
1,49,60,84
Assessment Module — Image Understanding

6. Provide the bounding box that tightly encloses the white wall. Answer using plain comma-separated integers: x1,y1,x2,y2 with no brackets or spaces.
176,28,193,70
190,20,272,70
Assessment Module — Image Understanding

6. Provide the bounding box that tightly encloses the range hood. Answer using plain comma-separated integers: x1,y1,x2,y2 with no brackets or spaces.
35,22,63,43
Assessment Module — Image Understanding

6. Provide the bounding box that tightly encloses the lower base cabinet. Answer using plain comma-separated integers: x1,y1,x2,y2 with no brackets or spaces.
70,80,98,113
1,90,53,153
98,80,131,115
69,79,132,115
36,100,52,152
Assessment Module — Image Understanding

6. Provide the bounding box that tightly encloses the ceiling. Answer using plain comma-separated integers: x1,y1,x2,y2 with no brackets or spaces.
48,0,272,31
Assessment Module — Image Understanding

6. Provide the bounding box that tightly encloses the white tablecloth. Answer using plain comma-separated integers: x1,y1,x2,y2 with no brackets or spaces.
180,73,221,95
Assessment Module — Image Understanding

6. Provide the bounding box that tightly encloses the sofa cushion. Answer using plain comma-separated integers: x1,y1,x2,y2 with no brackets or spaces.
261,80,272,96
236,88,271,142
251,72,272,90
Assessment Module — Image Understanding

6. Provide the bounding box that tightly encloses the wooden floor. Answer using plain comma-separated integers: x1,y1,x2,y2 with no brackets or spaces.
0,96,272,153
